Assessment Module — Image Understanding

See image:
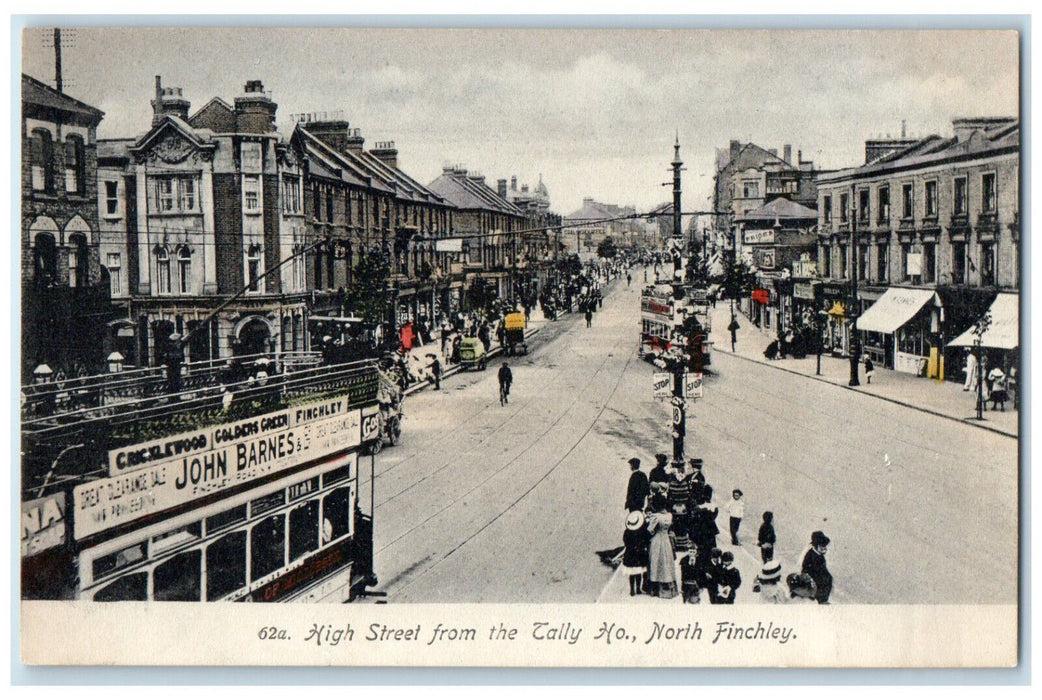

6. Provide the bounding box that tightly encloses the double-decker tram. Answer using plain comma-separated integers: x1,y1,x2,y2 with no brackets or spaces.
21,354,387,603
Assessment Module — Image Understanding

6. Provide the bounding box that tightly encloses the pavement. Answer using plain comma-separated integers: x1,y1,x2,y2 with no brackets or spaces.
705,301,1019,439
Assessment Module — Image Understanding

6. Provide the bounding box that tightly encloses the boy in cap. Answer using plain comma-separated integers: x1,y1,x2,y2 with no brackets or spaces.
712,551,742,604
757,511,776,563
801,530,833,604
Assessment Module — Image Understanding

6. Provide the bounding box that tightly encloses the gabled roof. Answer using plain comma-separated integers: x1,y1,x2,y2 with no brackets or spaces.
97,138,134,163
128,115,216,156
724,142,795,174
22,73,104,124
738,197,817,222
428,170,521,215
293,127,386,191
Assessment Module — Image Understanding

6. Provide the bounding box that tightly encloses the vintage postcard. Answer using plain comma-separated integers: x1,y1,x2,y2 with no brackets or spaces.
18,24,1020,668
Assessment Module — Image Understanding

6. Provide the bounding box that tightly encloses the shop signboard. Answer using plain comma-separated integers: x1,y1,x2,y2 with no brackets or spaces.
754,248,777,269
744,228,776,244
794,282,818,300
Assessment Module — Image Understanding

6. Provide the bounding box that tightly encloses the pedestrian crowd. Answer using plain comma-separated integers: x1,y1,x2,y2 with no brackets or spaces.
621,453,833,605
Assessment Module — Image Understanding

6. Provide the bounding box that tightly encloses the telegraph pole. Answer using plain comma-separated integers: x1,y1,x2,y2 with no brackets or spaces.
670,136,686,470
849,185,861,386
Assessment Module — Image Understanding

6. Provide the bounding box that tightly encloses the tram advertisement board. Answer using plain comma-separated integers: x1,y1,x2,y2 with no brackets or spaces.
107,397,354,476
77,403,362,539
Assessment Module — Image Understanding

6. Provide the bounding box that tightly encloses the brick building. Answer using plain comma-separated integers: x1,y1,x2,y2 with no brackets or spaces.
427,167,526,306
815,117,1019,378
98,77,310,365
291,117,456,328
21,73,111,380
710,141,822,257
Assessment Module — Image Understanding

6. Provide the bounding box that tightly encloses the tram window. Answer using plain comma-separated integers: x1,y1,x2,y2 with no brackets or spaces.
92,541,146,580
93,572,147,602
154,550,202,602
322,463,353,487
250,514,286,582
251,491,286,518
322,487,353,542
205,505,247,534
152,522,201,555
289,500,320,562
206,531,246,601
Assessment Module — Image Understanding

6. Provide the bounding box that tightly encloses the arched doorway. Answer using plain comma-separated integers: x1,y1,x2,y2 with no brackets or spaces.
236,318,272,357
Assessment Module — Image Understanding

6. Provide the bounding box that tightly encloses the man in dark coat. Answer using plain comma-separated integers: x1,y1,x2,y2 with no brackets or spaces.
648,453,670,496
712,551,742,604
625,457,649,512
801,530,833,604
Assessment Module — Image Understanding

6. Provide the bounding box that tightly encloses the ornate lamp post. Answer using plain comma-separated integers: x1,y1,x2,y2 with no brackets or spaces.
972,311,992,420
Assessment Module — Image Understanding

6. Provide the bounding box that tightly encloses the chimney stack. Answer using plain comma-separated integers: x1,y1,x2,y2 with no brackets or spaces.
497,179,508,199
371,141,399,170
151,76,191,125
783,144,792,164
54,28,62,94
234,80,277,133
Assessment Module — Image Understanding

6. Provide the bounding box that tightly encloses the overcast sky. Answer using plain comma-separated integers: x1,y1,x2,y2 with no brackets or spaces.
22,26,1020,218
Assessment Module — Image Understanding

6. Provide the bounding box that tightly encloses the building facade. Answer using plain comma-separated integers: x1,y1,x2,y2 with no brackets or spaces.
98,77,310,366
21,73,111,380
815,117,1019,378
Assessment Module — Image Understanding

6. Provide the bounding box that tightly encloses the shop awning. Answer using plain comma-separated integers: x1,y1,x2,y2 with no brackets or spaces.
855,287,937,334
947,293,1019,350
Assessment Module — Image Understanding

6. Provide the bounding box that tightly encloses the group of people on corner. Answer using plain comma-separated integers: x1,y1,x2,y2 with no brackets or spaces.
962,349,1016,412
621,453,833,605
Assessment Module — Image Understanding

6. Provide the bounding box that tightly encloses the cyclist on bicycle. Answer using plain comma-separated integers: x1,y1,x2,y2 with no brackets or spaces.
498,362,513,405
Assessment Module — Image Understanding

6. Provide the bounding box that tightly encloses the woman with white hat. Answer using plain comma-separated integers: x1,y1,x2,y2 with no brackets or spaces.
621,511,650,596
646,496,677,598
753,559,787,604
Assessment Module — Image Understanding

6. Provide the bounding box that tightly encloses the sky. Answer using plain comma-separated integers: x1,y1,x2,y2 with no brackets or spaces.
21,26,1020,220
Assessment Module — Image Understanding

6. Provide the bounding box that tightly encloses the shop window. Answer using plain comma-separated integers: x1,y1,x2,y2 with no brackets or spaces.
153,549,202,601
104,181,119,215
925,180,938,217
953,177,967,216
250,514,286,582
30,128,54,192
981,173,996,213
156,247,171,294
107,253,122,295
289,500,320,562
93,572,148,602
902,183,913,219
64,136,84,194
322,486,354,544
206,530,246,600
177,246,192,294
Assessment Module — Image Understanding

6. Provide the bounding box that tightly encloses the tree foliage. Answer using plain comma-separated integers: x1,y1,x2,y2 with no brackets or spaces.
720,258,757,300
596,236,618,259
344,249,391,324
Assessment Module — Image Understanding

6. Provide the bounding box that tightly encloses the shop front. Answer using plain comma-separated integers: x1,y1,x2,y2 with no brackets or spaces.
855,287,940,376
947,292,1019,375
819,281,852,356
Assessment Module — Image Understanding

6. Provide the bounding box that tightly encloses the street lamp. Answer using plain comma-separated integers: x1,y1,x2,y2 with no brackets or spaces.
972,310,992,421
